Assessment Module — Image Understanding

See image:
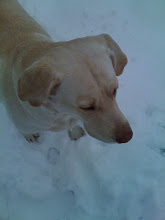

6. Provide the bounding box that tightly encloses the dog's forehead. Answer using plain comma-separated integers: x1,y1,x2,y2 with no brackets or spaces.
69,36,107,56
54,36,108,66
67,38,113,72
54,36,116,84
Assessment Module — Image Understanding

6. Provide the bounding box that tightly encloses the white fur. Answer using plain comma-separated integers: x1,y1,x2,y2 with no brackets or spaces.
0,0,133,143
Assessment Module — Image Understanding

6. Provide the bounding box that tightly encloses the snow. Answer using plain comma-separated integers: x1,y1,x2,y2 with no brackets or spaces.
0,0,165,219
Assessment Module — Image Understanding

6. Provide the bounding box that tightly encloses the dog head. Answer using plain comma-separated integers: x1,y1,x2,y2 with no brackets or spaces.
18,34,133,143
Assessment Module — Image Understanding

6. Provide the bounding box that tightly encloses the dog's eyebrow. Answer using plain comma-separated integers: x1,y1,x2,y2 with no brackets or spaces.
77,97,96,108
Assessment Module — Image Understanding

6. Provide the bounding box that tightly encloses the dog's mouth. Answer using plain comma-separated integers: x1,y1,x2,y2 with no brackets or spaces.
84,126,117,144
84,125,133,144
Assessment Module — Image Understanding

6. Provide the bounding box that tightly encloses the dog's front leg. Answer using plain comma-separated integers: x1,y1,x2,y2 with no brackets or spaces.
22,133,40,142
68,125,85,141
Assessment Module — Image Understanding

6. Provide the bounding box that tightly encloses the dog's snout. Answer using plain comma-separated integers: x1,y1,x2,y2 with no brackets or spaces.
115,124,133,144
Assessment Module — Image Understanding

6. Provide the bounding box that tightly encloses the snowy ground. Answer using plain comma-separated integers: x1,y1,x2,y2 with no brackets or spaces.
0,0,165,219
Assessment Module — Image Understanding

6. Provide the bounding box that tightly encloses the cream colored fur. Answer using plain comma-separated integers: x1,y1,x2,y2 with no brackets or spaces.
0,0,133,143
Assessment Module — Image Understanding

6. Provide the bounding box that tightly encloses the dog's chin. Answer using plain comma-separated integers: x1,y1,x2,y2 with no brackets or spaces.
84,127,116,144
95,137,117,144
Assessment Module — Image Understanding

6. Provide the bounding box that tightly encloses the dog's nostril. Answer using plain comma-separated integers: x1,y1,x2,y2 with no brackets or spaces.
115,128,133,144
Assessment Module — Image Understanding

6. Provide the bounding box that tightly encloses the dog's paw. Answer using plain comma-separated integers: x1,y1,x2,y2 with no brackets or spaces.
23,133,40,142
68,125,85,141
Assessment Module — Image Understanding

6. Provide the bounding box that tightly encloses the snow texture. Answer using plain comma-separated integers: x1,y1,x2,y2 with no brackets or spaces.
0,0,165,219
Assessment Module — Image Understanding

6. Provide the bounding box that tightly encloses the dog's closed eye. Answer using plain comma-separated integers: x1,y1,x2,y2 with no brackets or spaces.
79,106,95,111
78,97,96,111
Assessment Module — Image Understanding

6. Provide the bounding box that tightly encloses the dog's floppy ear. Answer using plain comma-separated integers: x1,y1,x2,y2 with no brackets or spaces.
17,59,62,107
103,34,128,76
